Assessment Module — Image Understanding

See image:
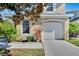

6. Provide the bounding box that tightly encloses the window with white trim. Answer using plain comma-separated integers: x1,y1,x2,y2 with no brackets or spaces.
46,3,53,11
23,20,29,33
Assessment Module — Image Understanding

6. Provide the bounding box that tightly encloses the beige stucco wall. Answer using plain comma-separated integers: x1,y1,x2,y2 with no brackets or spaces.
64,19,69,39
16,25,22,35
42,3,65,14
55,3,65,14
16,24,22,41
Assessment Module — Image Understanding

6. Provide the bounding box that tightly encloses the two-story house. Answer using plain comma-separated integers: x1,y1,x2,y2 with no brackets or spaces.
16,3,71,41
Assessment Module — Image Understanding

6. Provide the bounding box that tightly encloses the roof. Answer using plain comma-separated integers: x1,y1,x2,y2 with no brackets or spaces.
66,10,79,21
66,10,79,14
70,17,79,22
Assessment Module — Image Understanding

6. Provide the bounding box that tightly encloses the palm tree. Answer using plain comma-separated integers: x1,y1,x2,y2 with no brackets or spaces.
0,3,47,26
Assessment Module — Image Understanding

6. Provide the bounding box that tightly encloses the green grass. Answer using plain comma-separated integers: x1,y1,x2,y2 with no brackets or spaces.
66,39,79,46
10,49,45,56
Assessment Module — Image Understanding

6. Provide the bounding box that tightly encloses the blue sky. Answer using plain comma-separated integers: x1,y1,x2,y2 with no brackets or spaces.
0,9,15,15
65,3,79,11
0,3,79,15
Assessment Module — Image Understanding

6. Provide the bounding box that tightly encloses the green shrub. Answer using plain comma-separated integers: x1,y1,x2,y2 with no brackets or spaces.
27,36,34,42
0,48,10,56
9,34,22,42
0,21,17,42
69,22,79,36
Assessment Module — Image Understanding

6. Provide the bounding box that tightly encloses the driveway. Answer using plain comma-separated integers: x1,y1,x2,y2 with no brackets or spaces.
42,40,79,56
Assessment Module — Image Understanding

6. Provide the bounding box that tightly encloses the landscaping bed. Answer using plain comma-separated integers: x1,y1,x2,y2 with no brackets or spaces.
65,39,79,47
9,49,45,56
0,42,44,56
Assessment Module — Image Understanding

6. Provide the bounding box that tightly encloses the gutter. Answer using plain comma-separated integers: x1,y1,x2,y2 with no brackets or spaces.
40,14,74,19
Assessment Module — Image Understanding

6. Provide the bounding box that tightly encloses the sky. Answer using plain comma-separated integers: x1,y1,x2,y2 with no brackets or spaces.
0,9,15,16
1,3,79,15
65,3,79,11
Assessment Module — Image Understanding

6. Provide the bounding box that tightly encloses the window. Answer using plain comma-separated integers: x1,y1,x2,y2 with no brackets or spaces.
23,20,29,33
47,3,53,11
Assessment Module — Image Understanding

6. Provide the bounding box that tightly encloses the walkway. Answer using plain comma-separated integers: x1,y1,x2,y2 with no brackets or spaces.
42,40,79,56
7,42,43,49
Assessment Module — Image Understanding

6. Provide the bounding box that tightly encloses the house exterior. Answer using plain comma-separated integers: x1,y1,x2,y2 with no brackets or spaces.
15,3,71,41
38,3,70,40
1,3,72,41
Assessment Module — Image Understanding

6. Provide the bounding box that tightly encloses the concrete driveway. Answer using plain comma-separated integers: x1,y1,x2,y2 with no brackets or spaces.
42,40,79,56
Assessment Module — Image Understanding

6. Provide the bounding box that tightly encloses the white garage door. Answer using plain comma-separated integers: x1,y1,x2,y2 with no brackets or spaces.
42,22,64,40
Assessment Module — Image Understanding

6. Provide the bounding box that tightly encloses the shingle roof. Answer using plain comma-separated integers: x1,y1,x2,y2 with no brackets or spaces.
66,10,79,21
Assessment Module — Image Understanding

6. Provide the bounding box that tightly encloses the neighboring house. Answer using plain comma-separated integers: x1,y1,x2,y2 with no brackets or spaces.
66,10,79,37
70,17,79,22
66,10,79,22
0,3,72,41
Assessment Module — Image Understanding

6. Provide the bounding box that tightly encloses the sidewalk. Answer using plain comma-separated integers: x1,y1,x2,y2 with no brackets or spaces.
7,42,43,49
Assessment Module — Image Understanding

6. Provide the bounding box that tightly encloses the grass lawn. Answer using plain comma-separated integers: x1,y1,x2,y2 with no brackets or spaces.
10,49,45,56
65,39,79,47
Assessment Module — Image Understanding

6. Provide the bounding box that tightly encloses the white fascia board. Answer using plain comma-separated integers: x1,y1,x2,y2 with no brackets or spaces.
40,14,74,19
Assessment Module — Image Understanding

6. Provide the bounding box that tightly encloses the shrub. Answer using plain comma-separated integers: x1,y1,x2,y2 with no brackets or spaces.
27,35,34,42
0,48,10,56
0,21,17,42
14,34,22,42
69,22,79,37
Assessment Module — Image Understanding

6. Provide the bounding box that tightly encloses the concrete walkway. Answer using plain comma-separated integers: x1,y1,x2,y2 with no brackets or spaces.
42,40,79,56
7,42,43,49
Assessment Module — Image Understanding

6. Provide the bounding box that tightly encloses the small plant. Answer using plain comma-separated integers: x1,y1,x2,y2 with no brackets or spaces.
27,36,35,42
0,48,11,56
12,34,22,42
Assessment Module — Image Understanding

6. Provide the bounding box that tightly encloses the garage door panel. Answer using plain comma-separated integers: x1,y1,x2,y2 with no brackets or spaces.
42,31,55,40
42,22,64,40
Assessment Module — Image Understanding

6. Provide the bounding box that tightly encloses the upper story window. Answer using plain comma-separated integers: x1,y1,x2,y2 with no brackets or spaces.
43,3,64,14
46,3,53,11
